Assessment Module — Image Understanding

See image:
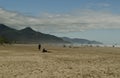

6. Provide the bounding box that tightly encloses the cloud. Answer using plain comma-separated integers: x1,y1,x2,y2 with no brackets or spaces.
98,3,111,7
86,3,111,9
0,7,120,33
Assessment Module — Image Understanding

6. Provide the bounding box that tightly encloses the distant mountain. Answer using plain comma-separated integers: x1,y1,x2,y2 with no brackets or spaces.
0,24,102,44
62,37,102,44
0,24,68,44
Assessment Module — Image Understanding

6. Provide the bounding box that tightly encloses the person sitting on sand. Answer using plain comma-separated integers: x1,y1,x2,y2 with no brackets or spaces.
42,48,47,52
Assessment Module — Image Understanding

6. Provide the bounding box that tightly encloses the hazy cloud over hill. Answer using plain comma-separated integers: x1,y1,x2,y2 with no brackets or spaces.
0,7,120,33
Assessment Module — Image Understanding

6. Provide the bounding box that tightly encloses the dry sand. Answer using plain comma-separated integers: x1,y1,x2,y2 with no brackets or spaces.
0,44,120,78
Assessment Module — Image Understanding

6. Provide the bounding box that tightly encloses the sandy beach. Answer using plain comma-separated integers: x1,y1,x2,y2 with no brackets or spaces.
0,44,120,78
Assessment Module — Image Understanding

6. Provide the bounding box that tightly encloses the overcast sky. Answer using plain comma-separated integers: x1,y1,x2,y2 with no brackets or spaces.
0,0,120,44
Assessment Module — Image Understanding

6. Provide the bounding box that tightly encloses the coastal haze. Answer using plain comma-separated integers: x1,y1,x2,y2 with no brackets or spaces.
0,0,120,78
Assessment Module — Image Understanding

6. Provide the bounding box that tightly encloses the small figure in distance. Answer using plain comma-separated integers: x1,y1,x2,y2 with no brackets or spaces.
38,44,41,50
42,48,47,53
69,46,72,48
112,45,115,48
63,45,66,48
